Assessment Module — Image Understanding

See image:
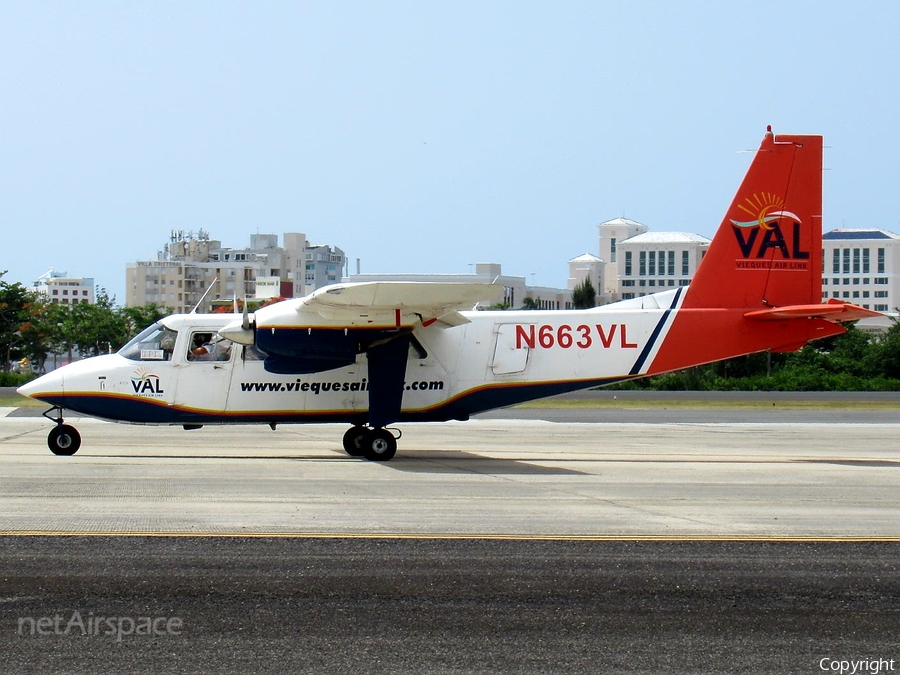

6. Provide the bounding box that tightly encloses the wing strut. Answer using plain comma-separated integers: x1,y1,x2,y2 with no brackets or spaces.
366,334,411,429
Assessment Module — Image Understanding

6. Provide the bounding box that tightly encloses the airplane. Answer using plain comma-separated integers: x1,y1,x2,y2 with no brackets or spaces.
17,127,880,461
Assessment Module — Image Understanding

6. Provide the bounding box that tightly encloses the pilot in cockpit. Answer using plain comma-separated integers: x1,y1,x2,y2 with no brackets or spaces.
189,333,230,361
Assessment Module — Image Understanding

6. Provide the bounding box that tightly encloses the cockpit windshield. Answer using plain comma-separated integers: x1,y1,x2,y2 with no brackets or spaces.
118,322,179,362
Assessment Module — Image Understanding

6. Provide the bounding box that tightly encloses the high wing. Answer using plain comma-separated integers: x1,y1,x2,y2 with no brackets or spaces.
298,281,505,326
219,281,505,429
220,281,504,344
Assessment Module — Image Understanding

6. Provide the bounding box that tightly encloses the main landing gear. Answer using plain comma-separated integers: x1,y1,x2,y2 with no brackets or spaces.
342,425,399,462
43,407,81,456
38,408,399,462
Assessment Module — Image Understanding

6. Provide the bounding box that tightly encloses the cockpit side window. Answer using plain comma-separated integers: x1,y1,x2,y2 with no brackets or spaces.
187,332,232,362
118,324,179,362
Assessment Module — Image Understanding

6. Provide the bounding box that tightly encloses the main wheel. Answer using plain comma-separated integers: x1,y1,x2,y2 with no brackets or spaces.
363,428,397,462
48,425,81,456
342,426,368,457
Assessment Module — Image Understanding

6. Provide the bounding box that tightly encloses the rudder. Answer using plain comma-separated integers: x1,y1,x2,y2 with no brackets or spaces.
644,128,843,376
683,128,823,311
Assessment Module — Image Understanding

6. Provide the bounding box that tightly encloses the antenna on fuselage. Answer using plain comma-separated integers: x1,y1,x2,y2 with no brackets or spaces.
189,277,218,314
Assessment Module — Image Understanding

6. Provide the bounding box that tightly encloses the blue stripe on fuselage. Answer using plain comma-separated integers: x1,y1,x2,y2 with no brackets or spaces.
42,377,629,427
629,286,683,376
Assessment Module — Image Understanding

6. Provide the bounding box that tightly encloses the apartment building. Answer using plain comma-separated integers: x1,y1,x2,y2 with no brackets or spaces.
33,270,95,305
125,230,345,313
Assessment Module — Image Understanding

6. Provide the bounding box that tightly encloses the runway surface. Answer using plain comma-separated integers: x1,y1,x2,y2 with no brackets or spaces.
0,408,899,537
4,537,899,674
2,400,899,672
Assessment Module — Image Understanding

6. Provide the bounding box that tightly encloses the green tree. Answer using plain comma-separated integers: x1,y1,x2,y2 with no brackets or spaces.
16,296,58,372
0,272,33,371
611,321,900,392
520,297,540,310
870,317,900,380
31,302,75,370
572,278,596,309
819,324,876,377
120,303,170,337
67,289,129,357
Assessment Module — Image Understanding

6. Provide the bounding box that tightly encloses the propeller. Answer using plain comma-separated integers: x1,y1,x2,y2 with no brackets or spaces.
218,292,256,345
242,293,251,331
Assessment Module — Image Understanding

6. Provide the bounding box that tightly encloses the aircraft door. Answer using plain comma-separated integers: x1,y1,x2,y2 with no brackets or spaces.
172,331,235,411
492,323,531,375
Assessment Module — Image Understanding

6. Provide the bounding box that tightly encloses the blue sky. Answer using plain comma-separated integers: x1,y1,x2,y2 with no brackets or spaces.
2,1,898,303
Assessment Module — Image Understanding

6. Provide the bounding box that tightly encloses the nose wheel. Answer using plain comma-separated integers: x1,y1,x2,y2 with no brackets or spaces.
342,426,399,461
48,425,81,455
43,407,81,456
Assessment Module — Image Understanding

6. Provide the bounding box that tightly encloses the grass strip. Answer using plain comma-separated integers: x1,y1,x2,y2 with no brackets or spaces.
515,398,900,410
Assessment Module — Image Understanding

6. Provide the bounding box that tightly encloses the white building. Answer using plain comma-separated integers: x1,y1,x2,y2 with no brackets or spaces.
597,217,648,301
596,218,711,302
821,229,900,314
567,253,603,304
126,231,345,313
33,270,95,305
617,232,711,301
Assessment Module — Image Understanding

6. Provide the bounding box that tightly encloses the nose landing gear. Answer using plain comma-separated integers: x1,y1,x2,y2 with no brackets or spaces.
43,407,81,456
342,425,399,461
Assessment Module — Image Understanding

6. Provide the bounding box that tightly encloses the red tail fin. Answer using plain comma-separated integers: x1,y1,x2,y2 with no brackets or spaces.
644,129,873,376
683,128,823,310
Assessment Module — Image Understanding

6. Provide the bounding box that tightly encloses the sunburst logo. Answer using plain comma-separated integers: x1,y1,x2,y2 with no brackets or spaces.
730,193,801,230
131,366,155,383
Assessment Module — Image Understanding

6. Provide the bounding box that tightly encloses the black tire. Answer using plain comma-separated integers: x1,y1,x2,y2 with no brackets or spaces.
363,428,397,462
342,426,368,457
48,425,81,456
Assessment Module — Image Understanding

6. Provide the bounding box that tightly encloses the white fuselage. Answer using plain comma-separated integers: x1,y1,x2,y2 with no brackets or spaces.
24,290,685,425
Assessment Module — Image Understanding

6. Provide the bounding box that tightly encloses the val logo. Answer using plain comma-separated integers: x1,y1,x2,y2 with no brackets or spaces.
131,368,164,396
730,193,809,269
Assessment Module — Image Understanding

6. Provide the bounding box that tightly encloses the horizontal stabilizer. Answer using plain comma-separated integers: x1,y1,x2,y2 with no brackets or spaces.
744,300,883,323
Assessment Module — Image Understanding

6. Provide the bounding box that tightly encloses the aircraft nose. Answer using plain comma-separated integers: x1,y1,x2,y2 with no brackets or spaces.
17,369,65,403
